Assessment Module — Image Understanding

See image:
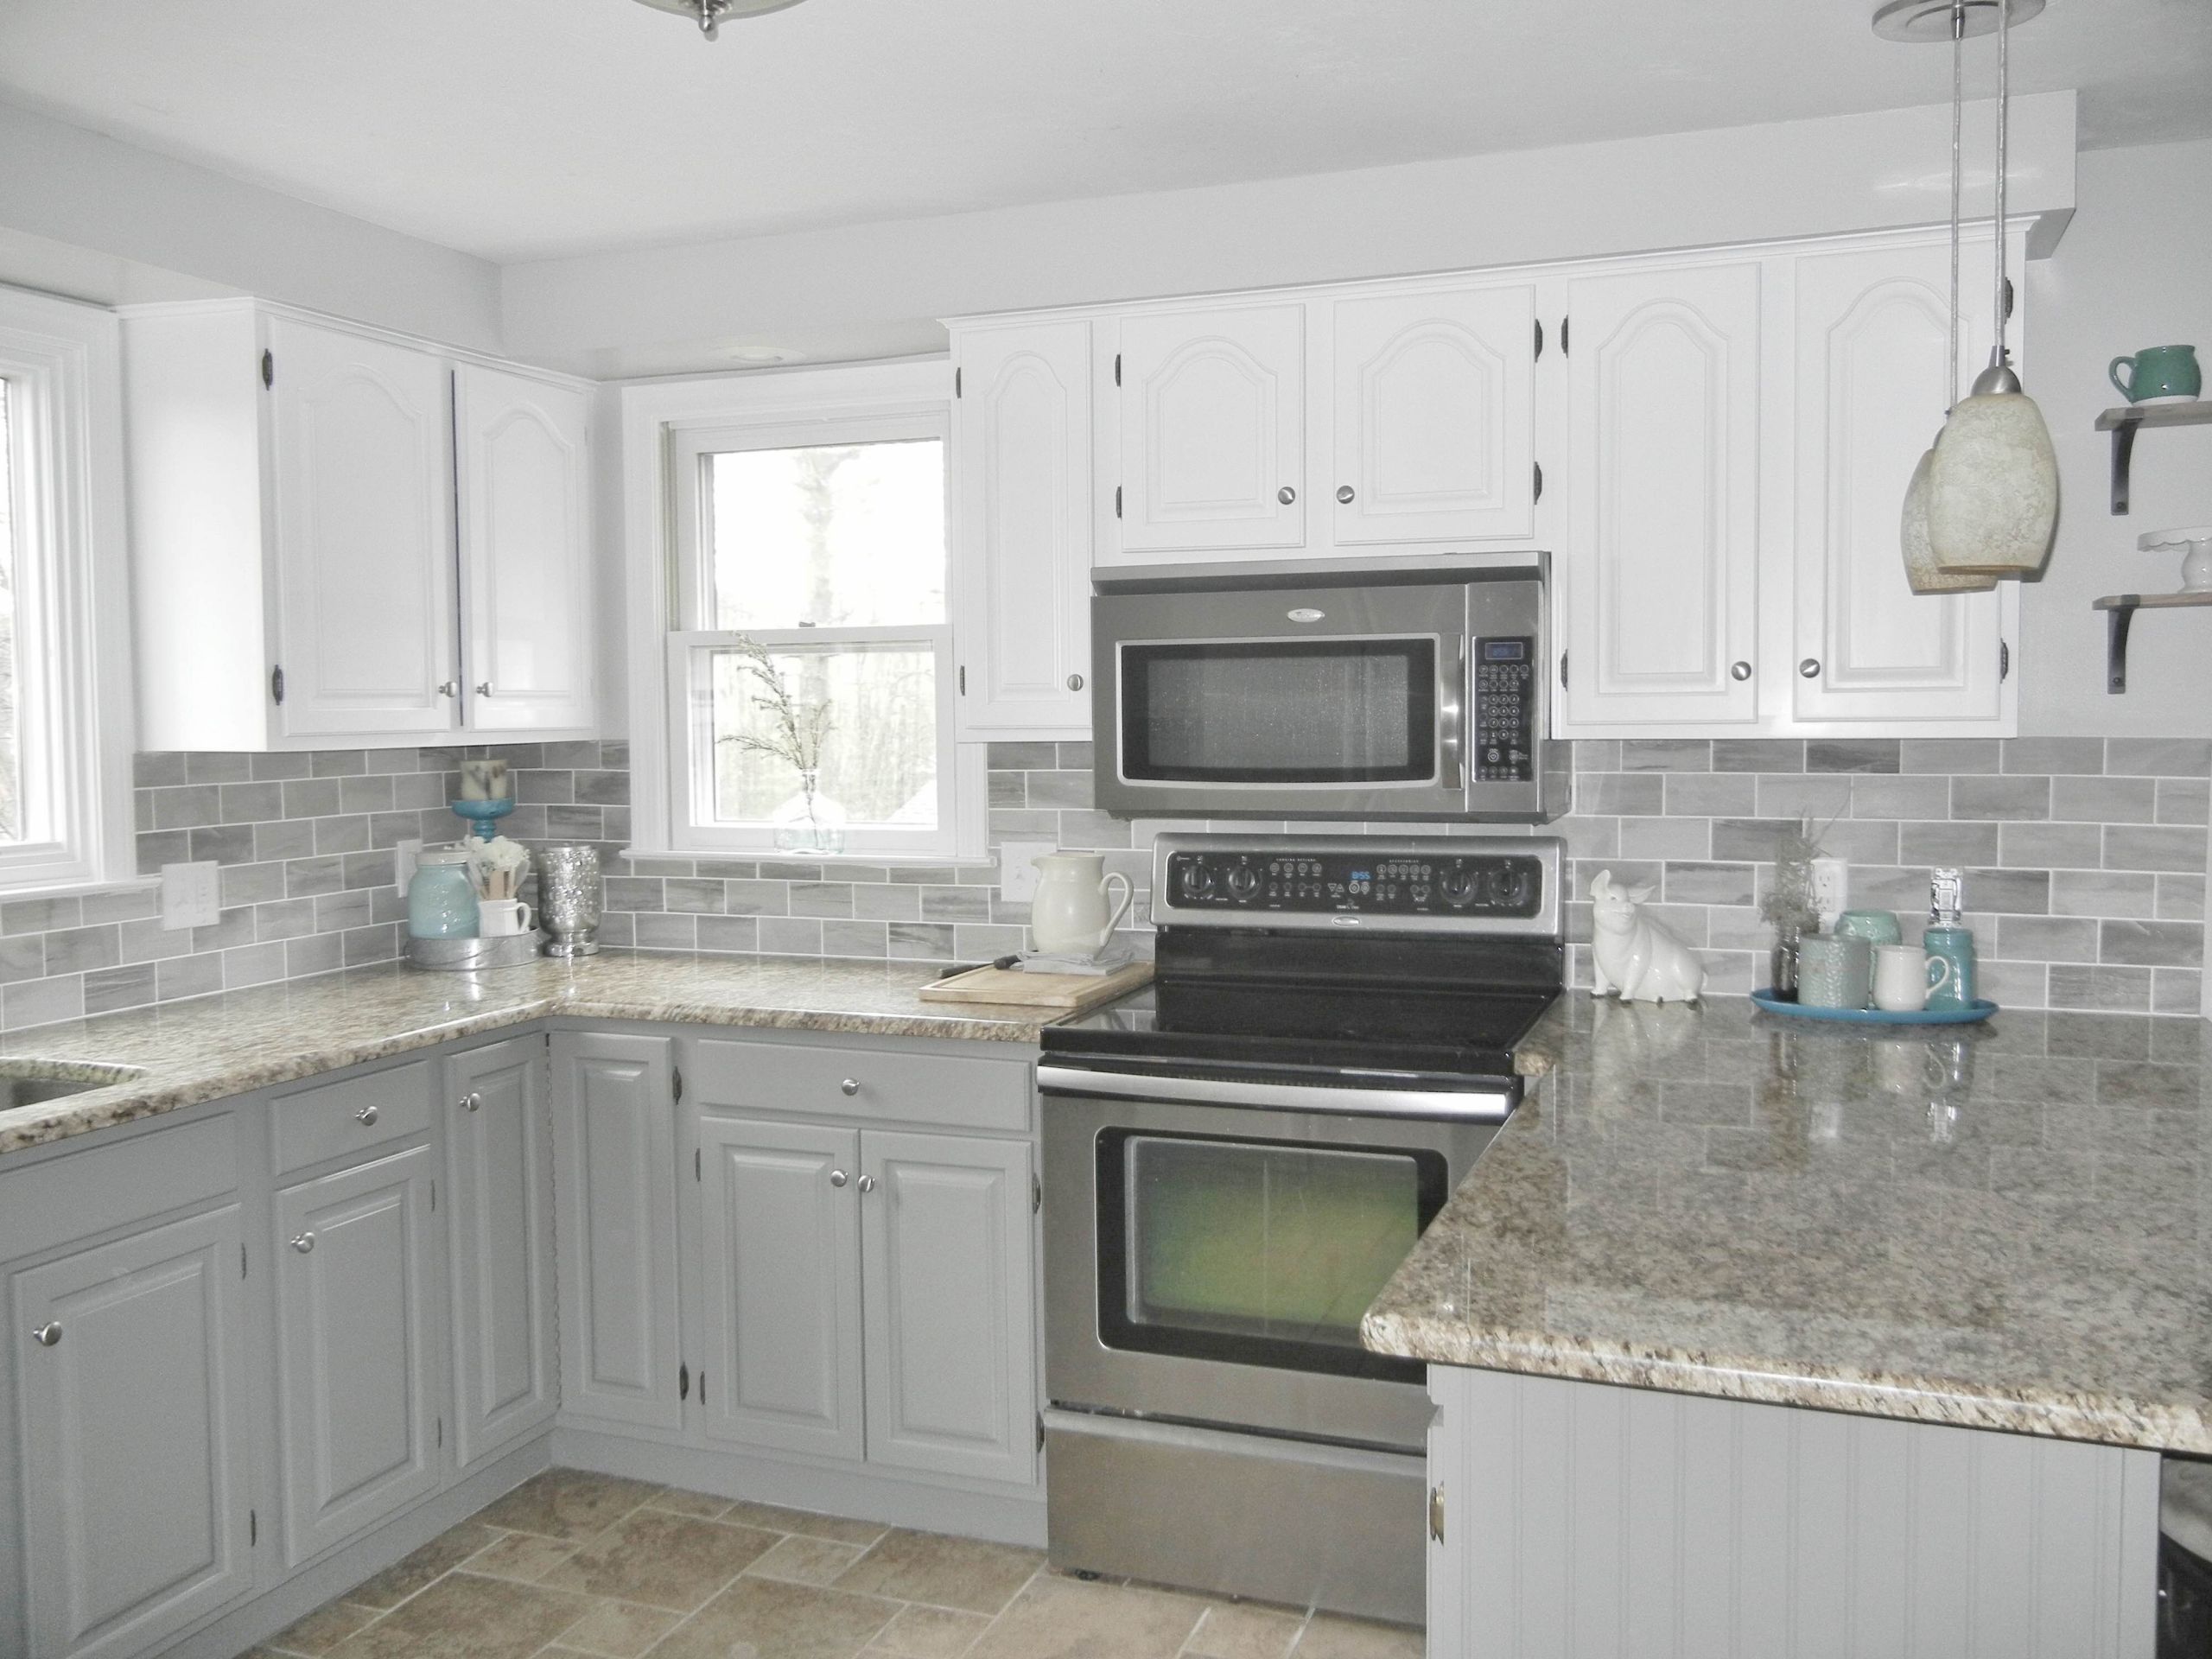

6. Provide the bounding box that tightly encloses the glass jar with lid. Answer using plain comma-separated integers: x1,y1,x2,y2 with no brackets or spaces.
406,847,480,939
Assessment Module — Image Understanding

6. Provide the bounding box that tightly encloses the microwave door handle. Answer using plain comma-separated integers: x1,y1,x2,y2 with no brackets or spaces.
1439,636,1466,791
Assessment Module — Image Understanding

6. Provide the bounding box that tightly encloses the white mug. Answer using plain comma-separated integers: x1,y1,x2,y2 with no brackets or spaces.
1872,944,1953,1013
479,898,537,938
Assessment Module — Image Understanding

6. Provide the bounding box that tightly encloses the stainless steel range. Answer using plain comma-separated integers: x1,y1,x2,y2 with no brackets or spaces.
1038,831,1565,1624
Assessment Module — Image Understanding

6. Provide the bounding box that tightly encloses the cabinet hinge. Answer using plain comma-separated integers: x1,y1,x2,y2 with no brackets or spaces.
1428,1483,1446,1544
1114,486,1122,519
1532,460,1543,505
1113,353,1122,387
679,1363,690,1402
958,664,967,696
954,365,962,398
2003,276,2015,321
672,1065,684,1103
1560,316,1569,356
1560,651,1569,689
1033,1174,1041,1215
695,1147,702,1182
1533,317,1544,360
1036,1413,1046,1452
260,349,273,389
436,1416,443,1449
240,1243,248,1279
430,1179,436,1212
250,1510,257,1548
699,1371,706,1405
2000,639,2012,681
270,664,285,706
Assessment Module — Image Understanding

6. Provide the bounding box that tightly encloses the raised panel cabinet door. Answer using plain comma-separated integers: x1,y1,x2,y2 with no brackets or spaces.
1116,303,1305,554
455,364,594,734
859,1130,1035,1486
696,1116,864,1459
14,1206,254,1659
274,1144,441,1565
1329,284,1537,544
952,320,1092,736
550,1033,683,1432
265,315,457,738
1791,237,2014,728
1562,262,1763,728
444,1035,556,1471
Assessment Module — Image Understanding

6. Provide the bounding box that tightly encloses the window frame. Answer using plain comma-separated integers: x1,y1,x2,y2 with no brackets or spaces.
621,359,983,861
0,285,135,896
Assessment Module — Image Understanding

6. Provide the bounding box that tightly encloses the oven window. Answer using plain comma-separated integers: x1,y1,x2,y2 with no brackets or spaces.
1096,1129,1446,1381
1119,639,1435,784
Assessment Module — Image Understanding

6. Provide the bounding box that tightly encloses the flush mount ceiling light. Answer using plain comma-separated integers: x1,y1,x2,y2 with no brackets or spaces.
632,0,809,42
1885,0,2058,592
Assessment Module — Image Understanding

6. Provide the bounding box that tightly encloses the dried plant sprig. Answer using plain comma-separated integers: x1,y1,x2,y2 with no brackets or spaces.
714,636,834,776
1761,810,1842,929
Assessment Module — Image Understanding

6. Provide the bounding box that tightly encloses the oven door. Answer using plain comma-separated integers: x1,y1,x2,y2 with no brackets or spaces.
1092,582,1470,820
1040,1077,1497,1450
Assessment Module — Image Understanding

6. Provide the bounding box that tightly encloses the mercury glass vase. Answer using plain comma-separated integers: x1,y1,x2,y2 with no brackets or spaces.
534,844,602,957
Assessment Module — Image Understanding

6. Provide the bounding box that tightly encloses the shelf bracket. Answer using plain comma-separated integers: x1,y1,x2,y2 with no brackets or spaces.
2109,418,2138,516
2106,601,2136,694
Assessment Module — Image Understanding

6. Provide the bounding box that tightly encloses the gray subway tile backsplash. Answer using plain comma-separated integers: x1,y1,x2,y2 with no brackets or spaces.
0,734,2202,1034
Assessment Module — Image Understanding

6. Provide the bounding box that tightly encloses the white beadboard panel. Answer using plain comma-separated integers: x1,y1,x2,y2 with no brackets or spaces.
1428,1364,2158,1658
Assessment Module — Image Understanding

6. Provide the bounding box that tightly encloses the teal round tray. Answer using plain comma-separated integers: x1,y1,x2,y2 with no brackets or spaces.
1751,989,1999,1026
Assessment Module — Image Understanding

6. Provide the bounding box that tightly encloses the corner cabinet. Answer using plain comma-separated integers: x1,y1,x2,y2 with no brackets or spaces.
122,299,596,751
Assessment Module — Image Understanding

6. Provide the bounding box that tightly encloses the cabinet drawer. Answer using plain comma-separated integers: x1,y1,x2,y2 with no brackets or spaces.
688,1038,1030,1133
0,1113,237,1262
271,1060,435,1175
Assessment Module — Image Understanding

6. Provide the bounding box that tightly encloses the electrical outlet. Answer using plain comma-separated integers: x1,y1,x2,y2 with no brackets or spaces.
1810,857,1849,923
999,840,1057,904
160,861,222,931
395,838,423,895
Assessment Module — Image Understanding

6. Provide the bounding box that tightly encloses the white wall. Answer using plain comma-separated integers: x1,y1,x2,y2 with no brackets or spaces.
0,100,503,353
2018,137,2212,736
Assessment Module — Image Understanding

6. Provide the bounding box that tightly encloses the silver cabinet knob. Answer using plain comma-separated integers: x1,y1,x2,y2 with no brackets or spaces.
436,681,460,697
1066,673,1084,691
857,1174,877,1194
355,1103,378,1126
1799,658,1821,679
31,1321,60,1347
1730,661,1752,682
475,683,493,696
290,1232,316,1254
1336,485,1355,504
840,1078,861,1096
830,1169,848,1187
460,1092,481,1113
1276,486,1296,505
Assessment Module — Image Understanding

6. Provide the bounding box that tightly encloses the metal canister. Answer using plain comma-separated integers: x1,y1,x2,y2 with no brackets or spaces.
535,844,603,958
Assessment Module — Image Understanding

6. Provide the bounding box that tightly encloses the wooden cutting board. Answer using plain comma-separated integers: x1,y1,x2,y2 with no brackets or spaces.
919,959,1152,1012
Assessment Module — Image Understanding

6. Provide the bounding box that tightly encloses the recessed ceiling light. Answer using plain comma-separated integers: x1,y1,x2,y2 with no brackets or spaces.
632,0,810,43
725,346,802,365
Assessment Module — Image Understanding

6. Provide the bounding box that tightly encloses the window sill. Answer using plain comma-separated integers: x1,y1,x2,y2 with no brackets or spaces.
0,874,160,905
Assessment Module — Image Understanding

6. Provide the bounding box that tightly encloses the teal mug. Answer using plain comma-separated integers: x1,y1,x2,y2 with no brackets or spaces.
1923,925,1977,1012
2109,345,2201,404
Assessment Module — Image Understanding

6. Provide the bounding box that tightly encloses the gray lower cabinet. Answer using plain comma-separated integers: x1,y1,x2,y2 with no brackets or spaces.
861,1130,1035,1486
12,1205,256,1659
442,1035,557,1471
272,1141,442,1566
550,1032,683,1433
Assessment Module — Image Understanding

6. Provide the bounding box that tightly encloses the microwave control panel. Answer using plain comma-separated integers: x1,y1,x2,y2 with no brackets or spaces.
1472,636,1535,784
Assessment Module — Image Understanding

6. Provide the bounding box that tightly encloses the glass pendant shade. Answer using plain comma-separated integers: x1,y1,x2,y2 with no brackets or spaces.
1926,390,2058,576
1902,439,1998,594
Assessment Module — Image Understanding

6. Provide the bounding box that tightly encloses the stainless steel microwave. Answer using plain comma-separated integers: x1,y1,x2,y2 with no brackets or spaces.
1090,556,1566,823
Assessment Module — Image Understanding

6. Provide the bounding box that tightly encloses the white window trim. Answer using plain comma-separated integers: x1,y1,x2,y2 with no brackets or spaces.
0,285,134,896
620,358,985,862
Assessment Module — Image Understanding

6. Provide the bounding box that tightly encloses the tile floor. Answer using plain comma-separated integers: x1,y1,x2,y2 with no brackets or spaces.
251,1469,1423,1659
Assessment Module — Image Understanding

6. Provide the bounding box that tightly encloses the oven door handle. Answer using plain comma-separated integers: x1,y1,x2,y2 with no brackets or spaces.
1439,632,1466,792
1037,1063,1516,1122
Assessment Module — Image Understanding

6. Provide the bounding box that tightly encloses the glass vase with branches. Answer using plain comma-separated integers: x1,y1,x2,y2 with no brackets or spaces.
715,636,842,851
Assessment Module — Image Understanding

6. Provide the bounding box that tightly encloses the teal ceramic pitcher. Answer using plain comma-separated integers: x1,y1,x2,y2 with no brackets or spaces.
2110,345,2202,404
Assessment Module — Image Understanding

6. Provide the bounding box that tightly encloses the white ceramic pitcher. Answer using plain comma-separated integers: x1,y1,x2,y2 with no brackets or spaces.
1030,850,1132,958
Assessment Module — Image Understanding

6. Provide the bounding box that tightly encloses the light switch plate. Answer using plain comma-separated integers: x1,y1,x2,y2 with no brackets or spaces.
395,839,423,895
1811,857,1849,925
999,840,1058,904
160,861,222,931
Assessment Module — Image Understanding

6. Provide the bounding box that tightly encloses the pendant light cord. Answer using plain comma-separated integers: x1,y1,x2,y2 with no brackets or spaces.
1993,0,2011,372
1948,1,1963,409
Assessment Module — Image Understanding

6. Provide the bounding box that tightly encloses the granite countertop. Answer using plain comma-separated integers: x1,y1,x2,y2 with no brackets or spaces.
1366,991,2212,1454
0,952,1053,1158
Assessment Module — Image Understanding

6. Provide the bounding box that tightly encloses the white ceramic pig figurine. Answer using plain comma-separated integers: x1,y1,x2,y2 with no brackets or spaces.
1588,869,1706,1003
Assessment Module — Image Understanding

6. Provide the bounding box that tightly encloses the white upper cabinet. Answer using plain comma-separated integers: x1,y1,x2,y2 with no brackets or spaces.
1789,235,2018,729
1113,302,1306,556
123,300,595,751
455,365,595,733
1560,259,1764,730
266,316,457,739
1324,283,1536,546
951,319,1093,738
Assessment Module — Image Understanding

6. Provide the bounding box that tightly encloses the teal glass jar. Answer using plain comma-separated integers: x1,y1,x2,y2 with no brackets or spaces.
407,849,480,939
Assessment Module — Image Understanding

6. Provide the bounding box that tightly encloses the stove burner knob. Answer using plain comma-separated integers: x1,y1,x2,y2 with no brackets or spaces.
1179,861,1217,899
1440,868,1478,907
1226,864,1262,899
1488,867,1530,906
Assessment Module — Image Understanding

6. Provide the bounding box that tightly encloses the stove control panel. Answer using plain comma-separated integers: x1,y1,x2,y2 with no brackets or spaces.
1166,846,1546,919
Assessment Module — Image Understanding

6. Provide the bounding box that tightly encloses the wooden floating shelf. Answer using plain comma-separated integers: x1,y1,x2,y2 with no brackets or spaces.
2094,401,2212,515
2091,589,2212,693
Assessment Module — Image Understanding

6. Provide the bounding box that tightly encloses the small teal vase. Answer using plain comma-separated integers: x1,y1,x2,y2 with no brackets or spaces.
407,851,480,939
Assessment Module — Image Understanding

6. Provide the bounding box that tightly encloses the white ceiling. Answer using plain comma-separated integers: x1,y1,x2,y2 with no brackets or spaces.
0,0,2207,266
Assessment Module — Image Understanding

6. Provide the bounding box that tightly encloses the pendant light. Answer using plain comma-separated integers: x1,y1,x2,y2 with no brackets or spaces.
1901,1,1998,595
1922,0,2060,579
632,0,808,41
